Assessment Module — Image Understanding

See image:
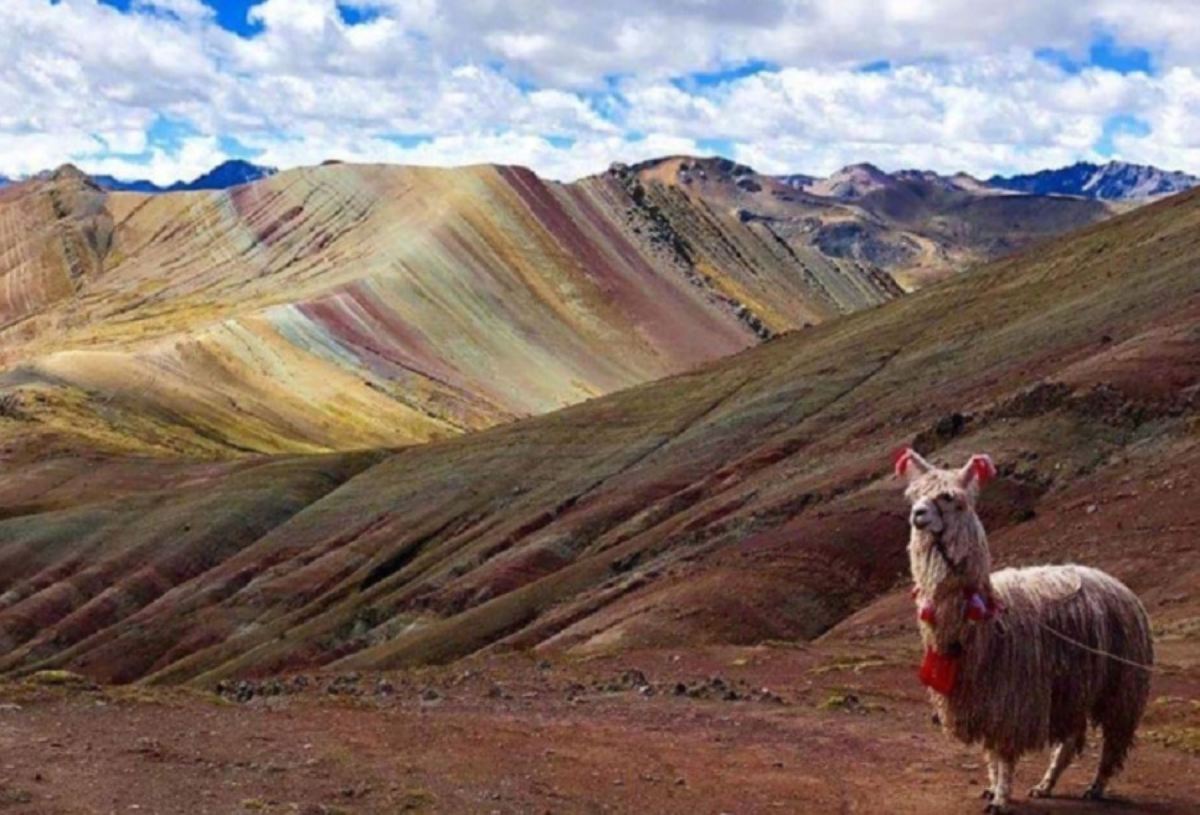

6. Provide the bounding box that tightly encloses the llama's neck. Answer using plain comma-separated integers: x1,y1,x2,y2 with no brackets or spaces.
910,511,995,654
908,511,993,599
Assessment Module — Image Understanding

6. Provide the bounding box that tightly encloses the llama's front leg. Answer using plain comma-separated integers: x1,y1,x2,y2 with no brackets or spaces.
984,754,1016,814
1031,732,1084,798
980,751,998,801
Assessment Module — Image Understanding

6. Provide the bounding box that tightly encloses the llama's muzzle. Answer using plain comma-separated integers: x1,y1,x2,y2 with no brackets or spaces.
910,497,942,533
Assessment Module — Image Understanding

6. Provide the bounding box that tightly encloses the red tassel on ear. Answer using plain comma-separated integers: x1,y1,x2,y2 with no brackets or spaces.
894,448,913,478
969,454,996,486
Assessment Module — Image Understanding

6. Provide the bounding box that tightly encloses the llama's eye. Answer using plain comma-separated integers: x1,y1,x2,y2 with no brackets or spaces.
937,492,954,504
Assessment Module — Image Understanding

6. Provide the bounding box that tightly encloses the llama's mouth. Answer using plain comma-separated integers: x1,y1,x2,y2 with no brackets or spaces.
911,517,943,534
910,518,946,539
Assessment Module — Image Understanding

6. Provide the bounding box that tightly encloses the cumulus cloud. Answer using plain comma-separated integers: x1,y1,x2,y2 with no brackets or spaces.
1,0,1199,183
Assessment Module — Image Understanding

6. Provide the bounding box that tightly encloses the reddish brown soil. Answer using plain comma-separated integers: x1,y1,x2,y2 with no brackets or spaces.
2,637,1196,815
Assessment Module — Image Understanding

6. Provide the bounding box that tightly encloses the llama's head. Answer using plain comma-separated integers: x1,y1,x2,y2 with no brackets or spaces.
896,448,996,584
896,448,995,533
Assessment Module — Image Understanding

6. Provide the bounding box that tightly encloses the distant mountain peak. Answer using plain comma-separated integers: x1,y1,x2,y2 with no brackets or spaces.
805,162,894,198
90,159,277,194
988,160,1198,201
51,163,90,181
170,159,278,192
840,161,887,174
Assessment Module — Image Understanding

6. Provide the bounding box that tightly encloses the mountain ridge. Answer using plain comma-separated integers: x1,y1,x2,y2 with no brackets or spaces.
0,159,899,459
988,159,1199,200
4,156,1195,201
623,154,1112,288
0,179,1196,684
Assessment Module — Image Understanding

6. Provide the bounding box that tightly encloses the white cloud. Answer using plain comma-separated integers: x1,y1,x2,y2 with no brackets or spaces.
1,1,1200,183
242,131,701,182
83,135,228,185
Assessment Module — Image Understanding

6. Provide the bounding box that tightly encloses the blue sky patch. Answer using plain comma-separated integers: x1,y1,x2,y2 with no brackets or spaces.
146,116,201,151
217,135,262,160
858,60,892,74
673,60,777,92
698,138,735,157
382,134,435,149
336,3,379,27
1096,114,1152,156
1037,34,1153,75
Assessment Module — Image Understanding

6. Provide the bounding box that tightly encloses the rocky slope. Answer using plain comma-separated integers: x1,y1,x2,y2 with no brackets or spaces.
0,180,1195,686
0,161,899,458
635,156,1112,288
989,160,1200,201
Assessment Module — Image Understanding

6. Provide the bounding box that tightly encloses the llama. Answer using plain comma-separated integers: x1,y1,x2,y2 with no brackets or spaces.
895,448,1153,813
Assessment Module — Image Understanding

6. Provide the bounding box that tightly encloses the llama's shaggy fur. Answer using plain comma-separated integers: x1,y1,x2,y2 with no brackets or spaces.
898,449,1153,813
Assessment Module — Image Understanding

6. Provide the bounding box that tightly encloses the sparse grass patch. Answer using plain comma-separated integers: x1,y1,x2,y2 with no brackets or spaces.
0,788,33,807
1154,616,1200,641
760,639,808,651
1144,726,1200,755
100,684,234,709
809,654,889,675
818,690,885,714
26,669,96,689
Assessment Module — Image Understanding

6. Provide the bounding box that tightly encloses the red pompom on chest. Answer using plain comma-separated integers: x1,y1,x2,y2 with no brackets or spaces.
919,647,960,695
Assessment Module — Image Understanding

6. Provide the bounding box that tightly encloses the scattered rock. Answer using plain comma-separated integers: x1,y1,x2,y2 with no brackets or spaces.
596,669,650,693
327,674,363,697
216,674,314,702
819,692,883,713
133,737,163,758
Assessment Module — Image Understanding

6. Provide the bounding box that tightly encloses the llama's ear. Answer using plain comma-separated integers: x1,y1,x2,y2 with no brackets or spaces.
959,454,996,489
894,447,931,482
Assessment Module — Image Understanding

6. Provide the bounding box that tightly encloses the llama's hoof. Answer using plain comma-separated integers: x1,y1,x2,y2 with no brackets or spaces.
1082,785,1105,801
980,789,994,800
1029,783,1052,798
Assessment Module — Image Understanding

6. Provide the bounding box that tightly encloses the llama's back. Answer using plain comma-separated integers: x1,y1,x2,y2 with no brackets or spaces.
992,564,1153,740
951,564,1152,753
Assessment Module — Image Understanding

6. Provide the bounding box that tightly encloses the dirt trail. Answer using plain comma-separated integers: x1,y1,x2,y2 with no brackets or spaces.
2,642,1196,814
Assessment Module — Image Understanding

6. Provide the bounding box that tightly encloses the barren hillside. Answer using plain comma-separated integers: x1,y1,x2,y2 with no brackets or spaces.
0,182,1195,688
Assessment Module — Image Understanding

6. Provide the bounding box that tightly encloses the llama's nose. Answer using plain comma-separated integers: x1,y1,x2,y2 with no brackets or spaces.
911,507,932,529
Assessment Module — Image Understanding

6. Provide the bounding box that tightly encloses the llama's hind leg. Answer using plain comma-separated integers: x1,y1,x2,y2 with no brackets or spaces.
1084,723,1135,800
1031,731,1085,798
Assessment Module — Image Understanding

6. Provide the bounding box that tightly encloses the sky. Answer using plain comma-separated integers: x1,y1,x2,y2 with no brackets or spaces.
3,0,1200,184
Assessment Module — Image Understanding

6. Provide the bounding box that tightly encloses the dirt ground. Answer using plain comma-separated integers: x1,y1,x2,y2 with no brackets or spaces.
2,639,1196,815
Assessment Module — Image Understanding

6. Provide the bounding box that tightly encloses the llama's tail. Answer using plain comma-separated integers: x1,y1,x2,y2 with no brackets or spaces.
1090,574,1154,779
